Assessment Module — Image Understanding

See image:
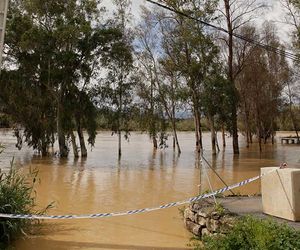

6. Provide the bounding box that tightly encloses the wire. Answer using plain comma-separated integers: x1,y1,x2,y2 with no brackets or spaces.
145,0,300,62
201,153,235,196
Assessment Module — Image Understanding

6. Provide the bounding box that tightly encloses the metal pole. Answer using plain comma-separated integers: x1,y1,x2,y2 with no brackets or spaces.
0,0,9,72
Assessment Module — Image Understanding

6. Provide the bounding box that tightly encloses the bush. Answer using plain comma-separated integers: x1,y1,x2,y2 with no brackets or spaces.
194,216,300,250
0,163,39,248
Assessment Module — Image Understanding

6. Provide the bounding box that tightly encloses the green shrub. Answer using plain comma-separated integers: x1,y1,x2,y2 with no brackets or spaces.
0,163,39,248
194,216,300,250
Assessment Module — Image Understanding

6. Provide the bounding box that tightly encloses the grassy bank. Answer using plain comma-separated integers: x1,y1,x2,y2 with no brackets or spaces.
191,216,300,250
0,162,41,249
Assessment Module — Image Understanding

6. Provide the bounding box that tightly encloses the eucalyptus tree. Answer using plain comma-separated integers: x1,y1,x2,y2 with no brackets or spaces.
135,6,186,154
98,0,136,159
201,73,233,154
135,7,169,149
218,0,267,154
236,22,289,150
234,25,259,147
153,0,223,154
0,0,123,157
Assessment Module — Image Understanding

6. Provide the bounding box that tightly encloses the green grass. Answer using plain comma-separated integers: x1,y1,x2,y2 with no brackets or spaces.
0,161,44,249
191,215,300,250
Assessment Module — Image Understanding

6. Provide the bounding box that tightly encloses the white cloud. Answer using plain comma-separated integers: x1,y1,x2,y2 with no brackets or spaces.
101,0,294,44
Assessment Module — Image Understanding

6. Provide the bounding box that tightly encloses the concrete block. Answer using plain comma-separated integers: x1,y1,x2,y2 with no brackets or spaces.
261,167,300,221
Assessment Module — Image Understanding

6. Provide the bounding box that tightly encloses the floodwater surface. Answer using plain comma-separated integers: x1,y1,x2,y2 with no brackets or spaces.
0,130,300,249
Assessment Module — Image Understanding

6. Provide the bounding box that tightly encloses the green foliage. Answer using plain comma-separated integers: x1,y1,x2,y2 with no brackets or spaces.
0,164,39,248
96,0,136,151
0,0,128,156
213,203,226,215
194,216,300,250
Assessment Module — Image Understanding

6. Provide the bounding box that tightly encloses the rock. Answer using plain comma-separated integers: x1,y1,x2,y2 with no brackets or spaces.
201,228,211,237
197,215,207,226
210,219,220,232
206,218,212,231
192,225,202,236
185,220,199,234
190,202,201,212
184,208,196,222
211,211,221,220
198,211,209,218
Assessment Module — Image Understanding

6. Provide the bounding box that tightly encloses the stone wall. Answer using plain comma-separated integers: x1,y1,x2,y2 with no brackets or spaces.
183,200,236,238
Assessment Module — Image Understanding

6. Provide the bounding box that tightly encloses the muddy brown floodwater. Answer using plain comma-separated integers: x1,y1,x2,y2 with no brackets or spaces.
0,130,300,249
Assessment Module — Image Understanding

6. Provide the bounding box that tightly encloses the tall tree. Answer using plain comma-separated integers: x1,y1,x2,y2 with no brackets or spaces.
135,8,169,149
152,0,220,154
0,0,123,157
98,0,136,159
281,0,300,139
236,22,289,150
219,0,266,154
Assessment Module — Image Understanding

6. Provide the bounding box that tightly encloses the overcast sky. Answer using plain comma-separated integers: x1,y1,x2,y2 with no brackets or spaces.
101,0,293,44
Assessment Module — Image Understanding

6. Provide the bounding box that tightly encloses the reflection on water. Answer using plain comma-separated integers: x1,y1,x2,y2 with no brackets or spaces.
0,130,300,249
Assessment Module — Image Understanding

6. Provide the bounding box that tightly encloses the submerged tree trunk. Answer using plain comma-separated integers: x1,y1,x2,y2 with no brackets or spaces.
244,103,251,148
258,127,262,152
222,124,226,148
246,130,250,148
118,129,121,160
171,118,181,154
41,138,48,157
215,131,220,152
152,136,158,149
194,112,200,153
208,115,217,155
76,118,87,157
70,131,79,158
197,113,203,151
194,108,203,153
57,101,68,157
249,130,253,143
232,108,239,154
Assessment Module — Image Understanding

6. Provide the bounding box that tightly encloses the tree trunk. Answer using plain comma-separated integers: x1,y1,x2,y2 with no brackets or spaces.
215,131,220,152
244,103,251,148
249,130,253,143
118,129,121,160
232,104,239,154
41,138,48,157
195,108,203,152
76,120,87,157
173,136,176,150
70,131,79,158
171,118,181,154
258,127,262,152
57,101,68,157
152,136,158,149
208,115,217,155
246,130,250,148
222,124,226,148
271,130,275,145
197,113,203,151
224,0,239,155
194,112,200,153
